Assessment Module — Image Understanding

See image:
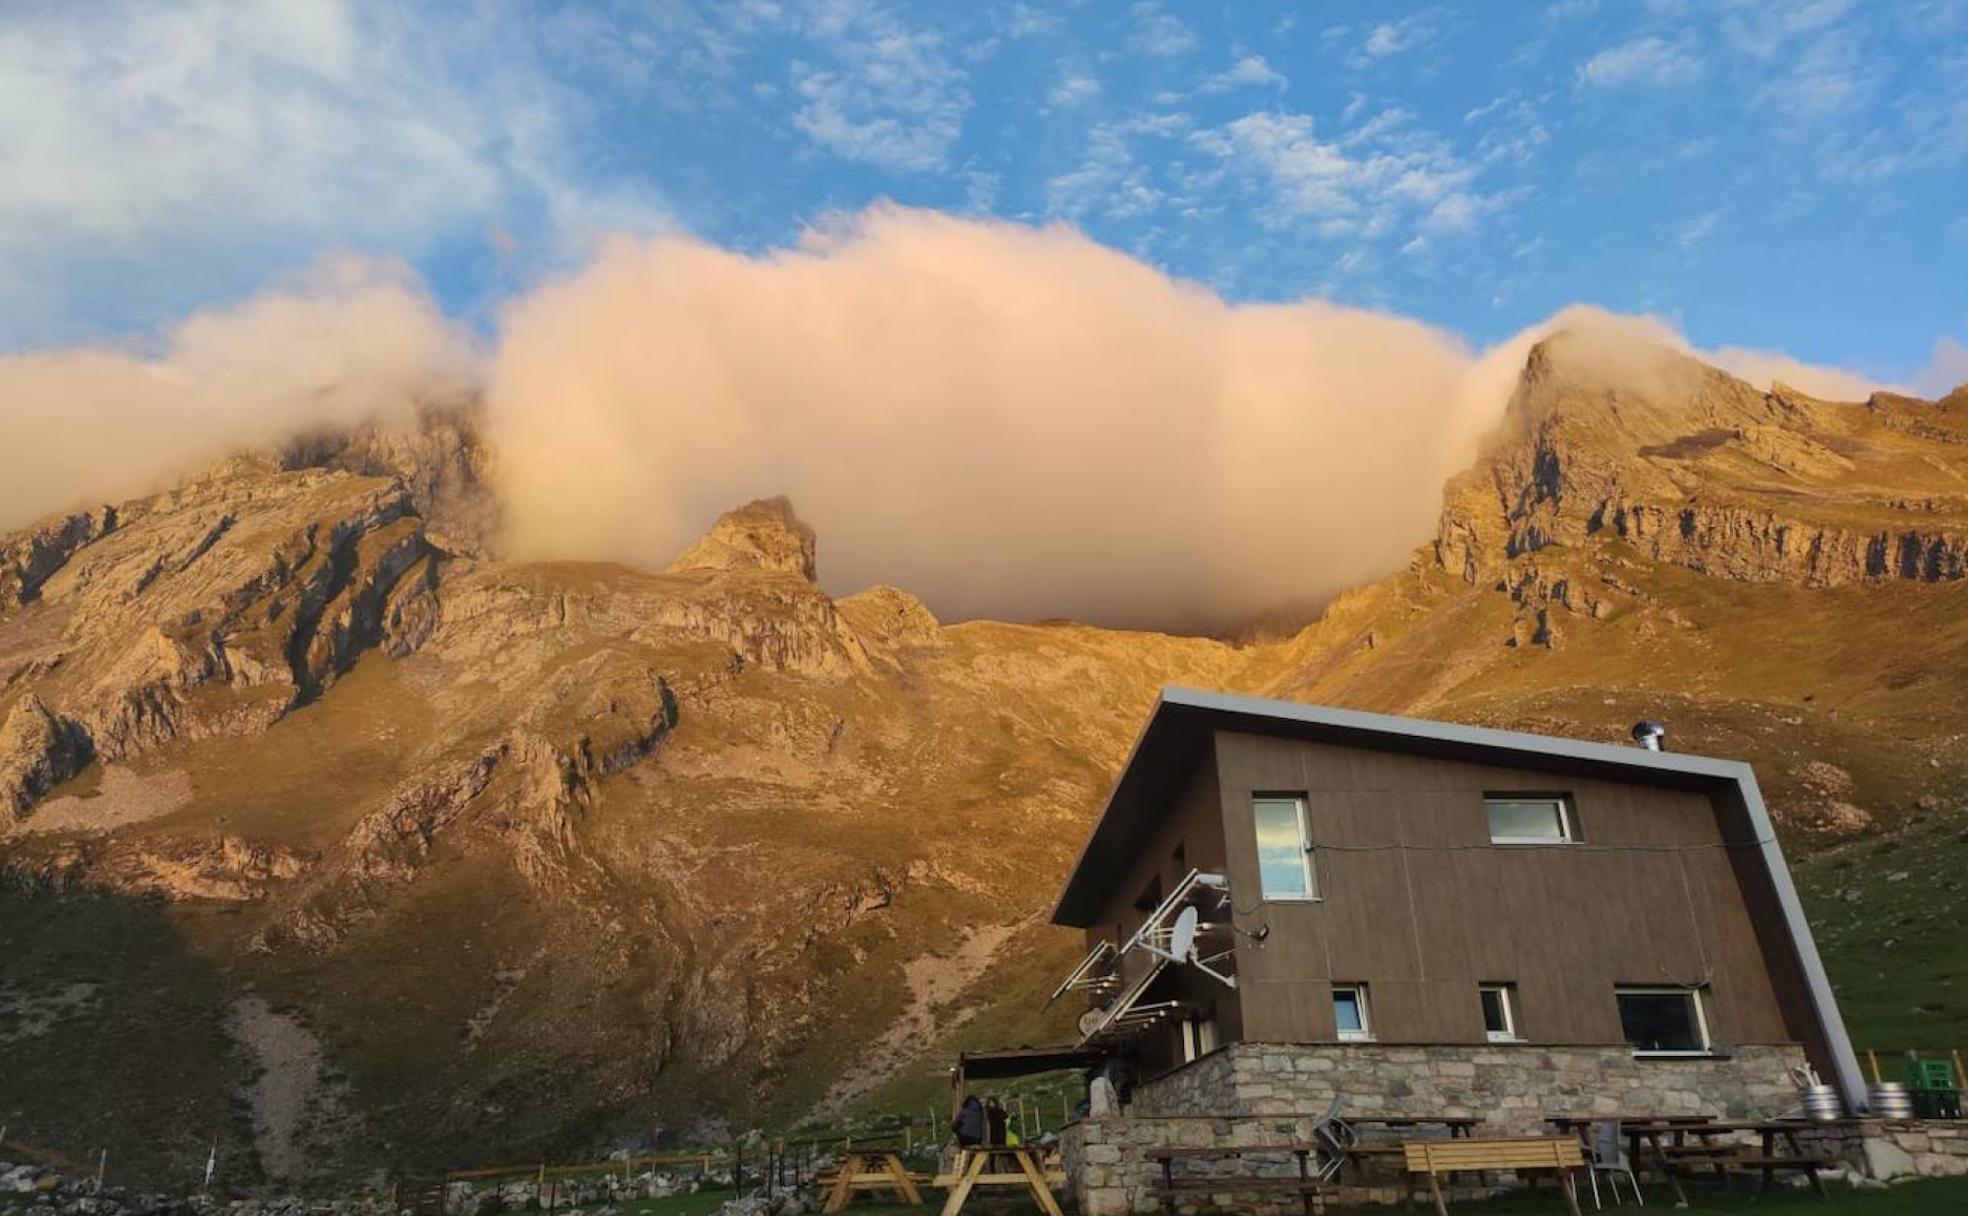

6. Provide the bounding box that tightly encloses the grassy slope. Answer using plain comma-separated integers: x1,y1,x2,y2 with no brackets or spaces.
1274,540,1968,1060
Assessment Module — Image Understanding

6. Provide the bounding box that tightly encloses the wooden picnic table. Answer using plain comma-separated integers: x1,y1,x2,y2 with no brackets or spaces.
1610,1120,1831,1204
1336,1116,1482,1182
1143,1144,1327,1216
819,1147,923,1213
1352,1115,1481,1136
934,1146,1063,1216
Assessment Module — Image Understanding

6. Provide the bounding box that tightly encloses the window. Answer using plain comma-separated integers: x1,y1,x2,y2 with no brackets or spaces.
1332,984,1372,1041
1182,1013,1219,1062
1253,796,1316,899
1485,795,1576,844
1480,983,1520,1042
1616,987,1712,1056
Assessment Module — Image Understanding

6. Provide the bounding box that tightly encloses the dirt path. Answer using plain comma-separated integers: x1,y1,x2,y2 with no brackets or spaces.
225,996,328,1182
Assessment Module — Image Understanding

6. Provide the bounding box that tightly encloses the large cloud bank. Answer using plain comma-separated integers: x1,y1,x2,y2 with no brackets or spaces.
0,257,473,532
1,207,1916,630
489,207,1530,628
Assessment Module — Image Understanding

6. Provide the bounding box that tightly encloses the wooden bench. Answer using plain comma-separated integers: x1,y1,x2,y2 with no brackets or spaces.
1403,1137,1584,1216
1144,1145,1328,1216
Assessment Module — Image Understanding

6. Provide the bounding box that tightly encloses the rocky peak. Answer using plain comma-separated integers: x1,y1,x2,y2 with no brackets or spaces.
1437,334,1968,606
666,496,818,581
277,399,497,553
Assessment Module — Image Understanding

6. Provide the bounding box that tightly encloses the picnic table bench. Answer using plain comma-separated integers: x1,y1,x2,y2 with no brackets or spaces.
817,1146,924,1213
1143,1145,1328,1216
1331,1115,1481,1181
1547,1117,1831,1204
1628,1120,1832,1201
1403,1137,1584,1216
933,1146,1063,1216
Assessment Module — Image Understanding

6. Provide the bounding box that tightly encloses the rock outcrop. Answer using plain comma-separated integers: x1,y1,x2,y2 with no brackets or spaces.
668,496,819,580
1438,332,1968,593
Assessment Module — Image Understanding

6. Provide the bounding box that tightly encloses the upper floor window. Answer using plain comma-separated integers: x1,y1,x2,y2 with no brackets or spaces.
1252,795,1316,899
1485,794,1576,845
1332,983,1373,1041
1616,986,1712,1056
1480,983,1520,1042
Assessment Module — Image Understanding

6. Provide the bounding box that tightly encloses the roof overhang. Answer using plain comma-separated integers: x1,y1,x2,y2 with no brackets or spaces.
952,1045,1108,1081
1047,685,1867,1111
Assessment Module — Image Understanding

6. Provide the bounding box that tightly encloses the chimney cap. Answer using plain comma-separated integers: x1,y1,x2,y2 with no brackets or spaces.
1631,719,1668,751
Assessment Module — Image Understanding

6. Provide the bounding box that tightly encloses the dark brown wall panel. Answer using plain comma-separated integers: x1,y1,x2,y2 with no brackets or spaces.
1210,731,1796,1050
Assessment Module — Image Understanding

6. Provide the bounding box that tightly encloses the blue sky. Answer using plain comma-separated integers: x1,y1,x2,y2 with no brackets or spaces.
4,0,1966,386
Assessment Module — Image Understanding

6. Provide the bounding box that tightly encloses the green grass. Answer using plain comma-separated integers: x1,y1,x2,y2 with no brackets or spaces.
569,1175,1968,1216
603,1194,736,1216
1794,805,1968,1057
1453,1175,1968,1214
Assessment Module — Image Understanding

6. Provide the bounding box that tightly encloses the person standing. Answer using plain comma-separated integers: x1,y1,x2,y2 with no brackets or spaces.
984,1097,1009,1147
1088,1068,1119,1117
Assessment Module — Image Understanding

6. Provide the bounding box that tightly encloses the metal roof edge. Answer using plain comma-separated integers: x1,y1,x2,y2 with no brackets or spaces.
1155,684,1750,782
1047,685,1178,926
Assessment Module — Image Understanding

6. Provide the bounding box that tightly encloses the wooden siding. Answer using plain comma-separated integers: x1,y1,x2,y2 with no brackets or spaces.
1212,730,1798,1052
1081,750,1238,1074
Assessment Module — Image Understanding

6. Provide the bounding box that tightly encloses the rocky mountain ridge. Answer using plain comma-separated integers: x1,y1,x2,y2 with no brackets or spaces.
4,334,1967,1187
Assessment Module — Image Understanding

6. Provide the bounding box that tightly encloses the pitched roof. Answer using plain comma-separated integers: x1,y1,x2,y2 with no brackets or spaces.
1050,685,1752,927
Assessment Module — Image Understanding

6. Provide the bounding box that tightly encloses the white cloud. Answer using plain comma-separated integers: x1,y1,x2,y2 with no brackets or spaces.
1912,337,1968,397
1048,115,1186,221
1676,211,1719,246
1347,8,1448,67
1048,68,1101,107
1002,3,1060,38
0,0,665,345
1199,55,1289,93
1205,109,1488,240
1706,345,1884,400
1752,31,1870,120
1577,35,1703,87
790,5,970,172
1420,193,1482,235
0,254,476,532
1125,2,1199,58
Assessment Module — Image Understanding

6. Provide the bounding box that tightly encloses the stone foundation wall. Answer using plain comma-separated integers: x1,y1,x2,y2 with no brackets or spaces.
1796,1119,1968,1180
1130,1041,1808,1133
1062,1115,1405,1216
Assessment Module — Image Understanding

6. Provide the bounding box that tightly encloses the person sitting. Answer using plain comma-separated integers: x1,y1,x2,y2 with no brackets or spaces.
952,1095,986,1148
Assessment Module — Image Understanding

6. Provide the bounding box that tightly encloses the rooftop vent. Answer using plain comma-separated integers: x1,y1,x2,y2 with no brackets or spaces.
1631,720,1668,752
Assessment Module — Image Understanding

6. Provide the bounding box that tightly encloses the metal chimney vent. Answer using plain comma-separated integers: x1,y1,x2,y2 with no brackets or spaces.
1631,720,1667,751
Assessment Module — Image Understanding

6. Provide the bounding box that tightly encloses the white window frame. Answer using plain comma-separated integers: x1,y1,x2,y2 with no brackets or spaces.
1484,794,1577,846
1479,983,1520,1043
1332,983,1373,1042
1252,794,1318,901
1182,1013,1220,1063
1615,986,1713,1058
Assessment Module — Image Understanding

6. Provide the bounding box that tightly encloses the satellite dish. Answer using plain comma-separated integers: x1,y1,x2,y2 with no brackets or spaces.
1078,1009,1107,1038
1169,906,1199,963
